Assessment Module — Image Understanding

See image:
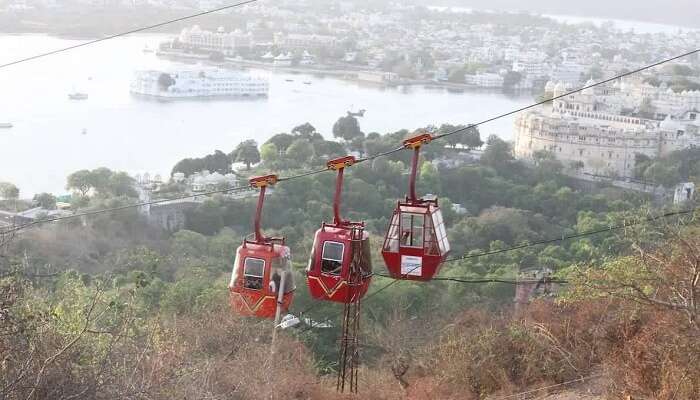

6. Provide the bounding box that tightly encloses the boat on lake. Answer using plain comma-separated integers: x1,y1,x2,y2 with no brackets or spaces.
130,68,269,99
0,122,13,129
68,92,88,100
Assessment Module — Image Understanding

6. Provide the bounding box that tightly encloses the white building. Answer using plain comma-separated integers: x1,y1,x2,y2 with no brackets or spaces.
512,50,548,78
190,170,238,192
550,61,586,86
276,33,337,51
177,25,253,56
464,72,504,88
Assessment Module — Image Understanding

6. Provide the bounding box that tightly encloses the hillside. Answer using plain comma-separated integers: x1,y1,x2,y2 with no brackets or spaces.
1,121,699,399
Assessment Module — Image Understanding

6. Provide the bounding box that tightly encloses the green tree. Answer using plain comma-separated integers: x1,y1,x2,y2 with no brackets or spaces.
232,140,261,170
170,229,208,259
33,192,57,209
480,135,514,172
0,182,19,201
107,172,137,198
260,142,279,165
90,167,114,194
314,140,346,159
291,122,318,139
66,170,94,197
0,181,19,211
286,139,314,165
439,124,483,149
265,133,295,152
186,200,225,235
419,161,441,195
332,115,364,142
503,71,522,89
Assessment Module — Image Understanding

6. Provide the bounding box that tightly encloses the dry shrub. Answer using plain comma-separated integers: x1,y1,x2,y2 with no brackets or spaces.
126,306,332,400
413,302,619,399
603,309,700,400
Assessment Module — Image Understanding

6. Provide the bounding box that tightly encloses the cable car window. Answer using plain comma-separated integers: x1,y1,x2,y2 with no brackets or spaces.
432,210,450,254
423,214,438,255
400,213,424,248
383,213,400,252
307,245,316,272
243,258,265,290
321,241,344,275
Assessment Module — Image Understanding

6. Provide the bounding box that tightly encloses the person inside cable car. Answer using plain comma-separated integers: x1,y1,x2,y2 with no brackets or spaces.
269,251,295,294
321,241,344,275
269,271,281,293
242,257,264,290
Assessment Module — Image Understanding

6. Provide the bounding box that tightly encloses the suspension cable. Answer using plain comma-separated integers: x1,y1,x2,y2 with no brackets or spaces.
0,0,258,70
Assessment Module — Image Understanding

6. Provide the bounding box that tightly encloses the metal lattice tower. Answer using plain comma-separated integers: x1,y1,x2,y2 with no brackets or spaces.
336,227,364,394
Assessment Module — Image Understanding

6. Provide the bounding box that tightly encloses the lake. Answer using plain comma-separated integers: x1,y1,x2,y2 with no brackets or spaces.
0,34,532,196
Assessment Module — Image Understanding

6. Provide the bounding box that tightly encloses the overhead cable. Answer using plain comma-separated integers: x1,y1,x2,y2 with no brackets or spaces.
0,0,258,70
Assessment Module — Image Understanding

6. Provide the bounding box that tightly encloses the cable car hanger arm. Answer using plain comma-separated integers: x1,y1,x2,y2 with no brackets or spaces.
249,175,279,244
327,156,357,227
403,133,432,202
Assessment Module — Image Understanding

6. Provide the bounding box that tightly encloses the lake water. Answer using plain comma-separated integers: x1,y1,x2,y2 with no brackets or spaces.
545,14,695,35
0,34,531,196
428,6,694,34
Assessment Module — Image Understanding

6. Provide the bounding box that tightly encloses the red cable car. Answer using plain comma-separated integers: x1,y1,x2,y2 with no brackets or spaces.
306,156,373,303
381,133,451,281
229,175,295,319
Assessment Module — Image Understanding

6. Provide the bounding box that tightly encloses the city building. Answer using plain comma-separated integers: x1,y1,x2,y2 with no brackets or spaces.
177,25,253,56
464,72,504,88
515,79,700,178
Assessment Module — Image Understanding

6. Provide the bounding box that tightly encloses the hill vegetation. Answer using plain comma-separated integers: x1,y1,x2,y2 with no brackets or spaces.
1,119,699,399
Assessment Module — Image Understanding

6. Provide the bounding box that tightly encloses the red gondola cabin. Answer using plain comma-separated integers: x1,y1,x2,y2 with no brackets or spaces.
306,156,373,303
381,134,451,281
229,175,296,318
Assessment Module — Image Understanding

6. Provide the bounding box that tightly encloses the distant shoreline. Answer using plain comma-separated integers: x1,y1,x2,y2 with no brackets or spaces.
155,50,523,94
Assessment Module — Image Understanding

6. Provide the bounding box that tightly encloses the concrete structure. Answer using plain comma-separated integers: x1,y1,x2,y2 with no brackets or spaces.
674,182,696,204
514,268,558,312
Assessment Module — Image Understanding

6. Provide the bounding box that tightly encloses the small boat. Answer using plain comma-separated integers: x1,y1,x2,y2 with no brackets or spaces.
68,92,88,100
285,79,294,82
303,81,312,85
0,122,13,129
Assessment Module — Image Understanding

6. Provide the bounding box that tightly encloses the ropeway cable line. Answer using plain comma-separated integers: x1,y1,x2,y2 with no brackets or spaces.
0,0,259,70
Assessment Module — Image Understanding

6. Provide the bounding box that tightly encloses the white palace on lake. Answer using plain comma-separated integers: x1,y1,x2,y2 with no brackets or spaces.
130,69,269,99
514,77,700,177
